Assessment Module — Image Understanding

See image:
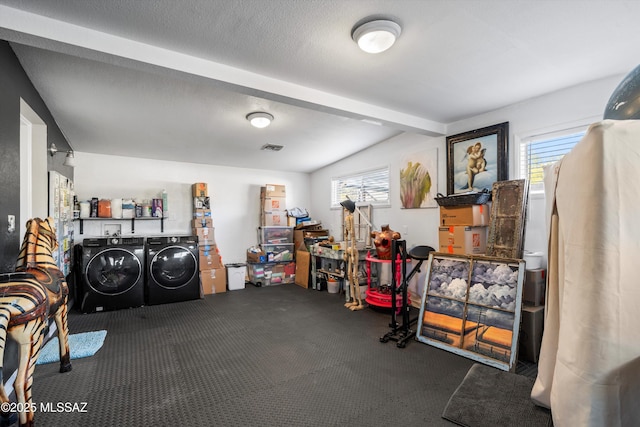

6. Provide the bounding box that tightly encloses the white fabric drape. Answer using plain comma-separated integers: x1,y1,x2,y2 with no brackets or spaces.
532,120,640,426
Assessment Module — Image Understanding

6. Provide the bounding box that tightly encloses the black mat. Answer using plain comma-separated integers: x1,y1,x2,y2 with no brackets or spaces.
442,363,553,427
32,285,476,426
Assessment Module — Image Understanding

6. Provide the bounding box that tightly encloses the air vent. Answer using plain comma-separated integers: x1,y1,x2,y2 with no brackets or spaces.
261,144,284,151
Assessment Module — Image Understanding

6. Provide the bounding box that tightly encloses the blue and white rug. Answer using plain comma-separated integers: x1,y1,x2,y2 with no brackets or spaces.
37,330,107,365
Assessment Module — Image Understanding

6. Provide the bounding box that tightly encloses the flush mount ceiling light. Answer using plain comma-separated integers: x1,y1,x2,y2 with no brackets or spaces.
246,112,274,128
352,19,401,54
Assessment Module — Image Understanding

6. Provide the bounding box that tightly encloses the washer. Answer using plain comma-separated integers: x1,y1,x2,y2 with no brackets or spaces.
78,237,145,313
145,236,200,305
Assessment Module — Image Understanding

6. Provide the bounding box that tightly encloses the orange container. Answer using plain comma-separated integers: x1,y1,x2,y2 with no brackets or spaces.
98,199,112,218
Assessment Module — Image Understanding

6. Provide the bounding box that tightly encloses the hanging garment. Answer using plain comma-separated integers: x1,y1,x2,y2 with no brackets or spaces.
531,120,640,427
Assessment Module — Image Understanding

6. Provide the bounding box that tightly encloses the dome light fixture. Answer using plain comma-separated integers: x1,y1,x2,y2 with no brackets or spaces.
352,19,402,54
246,112,274,128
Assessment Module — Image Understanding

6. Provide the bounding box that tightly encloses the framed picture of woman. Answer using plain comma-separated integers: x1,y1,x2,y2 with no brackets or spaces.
446,122,509,195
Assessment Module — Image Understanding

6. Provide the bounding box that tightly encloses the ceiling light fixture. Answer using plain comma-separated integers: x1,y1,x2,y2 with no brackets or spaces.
352,19,401,54
246,112,274,128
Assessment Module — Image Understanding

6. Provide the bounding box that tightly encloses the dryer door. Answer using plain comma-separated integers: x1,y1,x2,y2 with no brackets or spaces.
85,248,143,295
149,245,198,290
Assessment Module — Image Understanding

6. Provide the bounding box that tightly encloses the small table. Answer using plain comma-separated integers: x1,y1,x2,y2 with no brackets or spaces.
309,244,368,301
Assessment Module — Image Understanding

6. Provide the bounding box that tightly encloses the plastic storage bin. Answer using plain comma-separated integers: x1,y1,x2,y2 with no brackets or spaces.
261,244,295,262
258,226,294,244
247,261,296,287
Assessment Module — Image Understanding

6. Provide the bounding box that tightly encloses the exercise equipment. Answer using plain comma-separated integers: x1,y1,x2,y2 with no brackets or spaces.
380,240,435,348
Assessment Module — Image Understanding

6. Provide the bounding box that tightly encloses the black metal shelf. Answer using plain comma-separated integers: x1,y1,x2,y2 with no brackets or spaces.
75,217,164,234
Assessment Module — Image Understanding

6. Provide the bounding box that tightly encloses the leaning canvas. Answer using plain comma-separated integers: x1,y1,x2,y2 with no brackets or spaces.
416,252,525,371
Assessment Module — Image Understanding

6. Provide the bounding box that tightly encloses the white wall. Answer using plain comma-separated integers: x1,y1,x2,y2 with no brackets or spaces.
73,153,310,264
309,74,624,297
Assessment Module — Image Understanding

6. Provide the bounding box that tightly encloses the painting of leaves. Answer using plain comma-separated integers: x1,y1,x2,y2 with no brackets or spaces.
400,148,438,208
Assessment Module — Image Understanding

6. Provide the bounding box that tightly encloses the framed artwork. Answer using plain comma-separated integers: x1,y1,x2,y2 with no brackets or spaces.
400,148,438,208
416,252,525,372
446,122,509,195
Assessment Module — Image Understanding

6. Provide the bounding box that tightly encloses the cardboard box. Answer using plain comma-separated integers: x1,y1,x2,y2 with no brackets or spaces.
247,249,267,263
438,226,487,255
192,218,213,228
199,252,223,270
200,268,226,295
439,204,491,226
193,227,215,244
263,196,287,212
294,229,329,252
262,211,288,226
194,197,211,209
193,209,212,219
519,305,545,363
524,269,546,306
192,183,208,197
199,243,216,254
264,184,286,198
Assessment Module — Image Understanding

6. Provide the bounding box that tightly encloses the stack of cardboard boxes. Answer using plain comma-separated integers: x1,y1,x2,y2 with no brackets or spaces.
437,204,490,255
261,184,287,226
192,183,226,295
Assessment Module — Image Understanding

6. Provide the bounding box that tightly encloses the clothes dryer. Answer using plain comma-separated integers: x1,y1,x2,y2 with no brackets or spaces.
78,237,146,313
145,236,200,305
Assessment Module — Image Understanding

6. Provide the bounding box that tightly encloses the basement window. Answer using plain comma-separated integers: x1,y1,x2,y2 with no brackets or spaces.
519,129,586,193
331,167,390,208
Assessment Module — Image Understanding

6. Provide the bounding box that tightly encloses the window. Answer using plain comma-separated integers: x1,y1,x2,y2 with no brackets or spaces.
331,167,390,207
519,130,586,192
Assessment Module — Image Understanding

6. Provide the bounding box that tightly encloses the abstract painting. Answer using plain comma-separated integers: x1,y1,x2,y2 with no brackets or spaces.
400,148,438,208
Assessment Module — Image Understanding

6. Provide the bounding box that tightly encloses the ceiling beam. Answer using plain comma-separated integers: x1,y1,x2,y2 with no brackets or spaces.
0,5,445,136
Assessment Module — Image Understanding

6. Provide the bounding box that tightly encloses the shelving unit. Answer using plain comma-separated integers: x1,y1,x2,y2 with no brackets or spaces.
76,217,164,234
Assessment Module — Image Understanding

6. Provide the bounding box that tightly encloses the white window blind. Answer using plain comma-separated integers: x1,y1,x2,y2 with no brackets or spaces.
331,167,390,207
520,131,585,192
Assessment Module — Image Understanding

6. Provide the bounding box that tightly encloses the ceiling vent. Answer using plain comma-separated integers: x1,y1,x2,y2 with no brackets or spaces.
261,144,284,151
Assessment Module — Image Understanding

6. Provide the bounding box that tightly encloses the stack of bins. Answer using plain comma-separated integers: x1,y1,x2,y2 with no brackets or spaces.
247,226,296,286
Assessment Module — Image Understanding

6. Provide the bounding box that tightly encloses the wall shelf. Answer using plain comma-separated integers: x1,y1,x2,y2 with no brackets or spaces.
75,217,164,234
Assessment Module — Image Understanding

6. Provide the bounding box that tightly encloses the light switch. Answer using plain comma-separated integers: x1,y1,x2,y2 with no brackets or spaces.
8,215,15,233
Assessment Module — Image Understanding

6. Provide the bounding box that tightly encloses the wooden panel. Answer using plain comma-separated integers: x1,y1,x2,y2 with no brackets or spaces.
294,251,310,288
486,179,528,259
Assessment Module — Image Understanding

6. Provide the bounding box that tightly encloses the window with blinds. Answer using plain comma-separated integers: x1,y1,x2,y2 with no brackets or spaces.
331,167,390,207
520,130,585,192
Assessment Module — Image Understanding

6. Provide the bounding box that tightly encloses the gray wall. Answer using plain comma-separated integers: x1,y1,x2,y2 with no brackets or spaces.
0,40,72,391
0,41,72,271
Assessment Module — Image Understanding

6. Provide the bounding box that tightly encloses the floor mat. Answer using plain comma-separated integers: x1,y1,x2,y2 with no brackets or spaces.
442,363,553,427
37,330,107,365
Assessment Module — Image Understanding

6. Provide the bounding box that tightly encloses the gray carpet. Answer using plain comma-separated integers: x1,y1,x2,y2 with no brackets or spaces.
442,363,553,427
28,284,535,426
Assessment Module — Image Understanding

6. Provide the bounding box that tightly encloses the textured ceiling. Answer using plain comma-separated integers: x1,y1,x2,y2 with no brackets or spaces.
0,0,638,172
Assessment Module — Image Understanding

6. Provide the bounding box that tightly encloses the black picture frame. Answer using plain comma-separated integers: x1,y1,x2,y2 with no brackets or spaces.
446,122,509,195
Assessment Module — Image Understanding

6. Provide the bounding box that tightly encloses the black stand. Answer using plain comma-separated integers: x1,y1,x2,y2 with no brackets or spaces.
380,240,434,348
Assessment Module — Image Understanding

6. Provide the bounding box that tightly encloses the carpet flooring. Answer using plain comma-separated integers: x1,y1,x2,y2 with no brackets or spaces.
29,284,538,426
